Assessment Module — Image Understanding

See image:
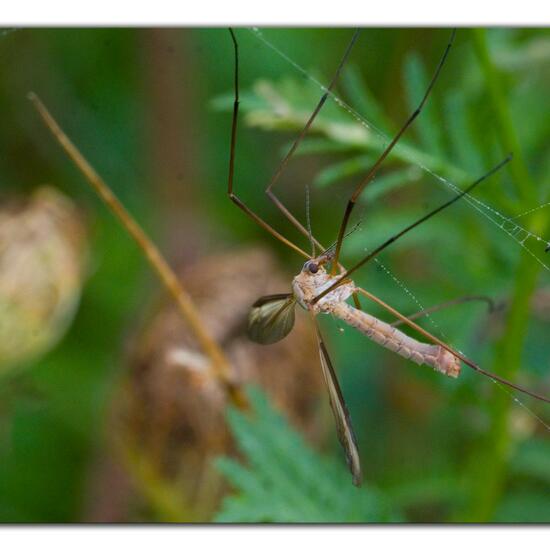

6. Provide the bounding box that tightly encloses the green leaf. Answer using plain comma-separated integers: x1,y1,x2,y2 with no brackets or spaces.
404,53,445,157
341,65,391,132
215,386,400,523
358,165,423,203
444,89,484,174
314,155,374,187
213,75,470,186
283,137,359,157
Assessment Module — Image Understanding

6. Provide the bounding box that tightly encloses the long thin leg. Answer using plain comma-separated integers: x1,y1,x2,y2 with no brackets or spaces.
331,30,457,274
227,29,310,260
264,30,361,252
229,29,361,264
390,295,495,328
355,287,550,404
313,155,512,305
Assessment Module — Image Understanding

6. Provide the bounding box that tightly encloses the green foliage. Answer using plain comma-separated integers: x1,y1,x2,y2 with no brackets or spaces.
404,53,445,157
216,31,550,208
215,387,399,523
215,28,550,310
494,492,550,523
510,438,550,486
490,439,550,523
214,28,550,524
0,27,549,524
214,63,470,197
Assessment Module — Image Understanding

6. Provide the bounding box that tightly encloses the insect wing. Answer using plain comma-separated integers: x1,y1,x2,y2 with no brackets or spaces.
315,323,362,486
247,294,296,345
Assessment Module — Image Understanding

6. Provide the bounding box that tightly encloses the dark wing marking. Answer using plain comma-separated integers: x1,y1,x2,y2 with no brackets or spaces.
247,294,297,345
314,320,362,487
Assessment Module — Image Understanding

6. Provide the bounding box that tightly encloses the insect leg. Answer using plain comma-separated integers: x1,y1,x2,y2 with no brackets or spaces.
355,287,550,404
330,30,456,274
263,30,361,253
313,155,512,304
228,29,310,259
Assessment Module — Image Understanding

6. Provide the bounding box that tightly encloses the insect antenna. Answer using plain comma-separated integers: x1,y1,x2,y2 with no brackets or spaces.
305,185,316,257
313,154,513,304
330,29,457,274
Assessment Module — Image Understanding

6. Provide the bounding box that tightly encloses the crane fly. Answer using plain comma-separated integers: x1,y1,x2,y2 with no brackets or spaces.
225,29,550,486
27,29,550,489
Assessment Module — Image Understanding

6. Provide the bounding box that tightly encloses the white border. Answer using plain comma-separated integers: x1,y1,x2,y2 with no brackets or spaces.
1,0,549,541
0,0,549,26
1,526,549,549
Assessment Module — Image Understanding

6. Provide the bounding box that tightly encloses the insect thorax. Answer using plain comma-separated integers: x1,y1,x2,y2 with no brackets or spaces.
292,264,356,314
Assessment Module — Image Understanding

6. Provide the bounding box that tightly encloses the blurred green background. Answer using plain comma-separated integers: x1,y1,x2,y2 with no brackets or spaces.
0,27,549,523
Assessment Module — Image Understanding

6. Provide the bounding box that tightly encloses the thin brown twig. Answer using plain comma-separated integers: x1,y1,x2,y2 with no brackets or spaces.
28,92,246,409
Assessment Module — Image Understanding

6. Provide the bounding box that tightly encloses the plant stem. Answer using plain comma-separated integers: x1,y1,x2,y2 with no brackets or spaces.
471,29,536,205
28,93,247,410
464,244,541,520
460,29,547,521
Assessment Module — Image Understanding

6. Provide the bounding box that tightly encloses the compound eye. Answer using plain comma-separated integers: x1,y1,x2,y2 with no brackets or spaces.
308,262,319,274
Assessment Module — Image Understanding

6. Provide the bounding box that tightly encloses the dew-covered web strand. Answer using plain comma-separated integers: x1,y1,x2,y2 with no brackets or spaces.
248,28,550,267
250,27,550,258
509,201,550,221
372,254,550,432
251,29,550,415
373,257,445,336
247,28,550,430
425,171,550,268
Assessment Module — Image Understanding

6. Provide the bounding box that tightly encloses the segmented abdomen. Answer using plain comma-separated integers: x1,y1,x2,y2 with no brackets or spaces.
332,302,460,378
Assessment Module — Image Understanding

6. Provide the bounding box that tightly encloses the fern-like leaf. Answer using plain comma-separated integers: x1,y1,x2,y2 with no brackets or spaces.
214,387,400,523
